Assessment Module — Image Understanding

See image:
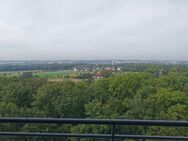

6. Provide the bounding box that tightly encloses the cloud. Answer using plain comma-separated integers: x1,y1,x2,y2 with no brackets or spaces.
0,0,188,60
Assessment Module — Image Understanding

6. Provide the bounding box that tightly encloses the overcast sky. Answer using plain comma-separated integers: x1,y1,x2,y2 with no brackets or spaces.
0,0,188,60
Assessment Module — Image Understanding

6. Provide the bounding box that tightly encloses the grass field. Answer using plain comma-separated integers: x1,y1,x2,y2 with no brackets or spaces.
33,70,74,78
0,70,75,78
0,70,95,82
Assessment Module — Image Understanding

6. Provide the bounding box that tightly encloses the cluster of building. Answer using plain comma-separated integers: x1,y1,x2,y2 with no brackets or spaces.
73,66,121,72
73,66,122,80
104,67,121,71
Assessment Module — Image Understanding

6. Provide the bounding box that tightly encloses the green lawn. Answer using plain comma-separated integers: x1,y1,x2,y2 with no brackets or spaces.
33,70,74,78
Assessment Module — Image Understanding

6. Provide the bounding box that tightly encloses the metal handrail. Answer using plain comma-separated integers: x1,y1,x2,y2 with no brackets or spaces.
0,117,187,140
0,117,188,126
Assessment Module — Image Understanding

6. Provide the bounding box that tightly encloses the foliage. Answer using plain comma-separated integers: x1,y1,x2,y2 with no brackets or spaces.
0,65,188,140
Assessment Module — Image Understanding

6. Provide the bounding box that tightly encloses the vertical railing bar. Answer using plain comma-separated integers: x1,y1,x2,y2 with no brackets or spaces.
111,124,115,141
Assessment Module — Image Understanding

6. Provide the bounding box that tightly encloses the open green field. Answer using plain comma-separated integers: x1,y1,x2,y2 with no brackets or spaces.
0,70,96,81
0,70,76,78
33,70,75,78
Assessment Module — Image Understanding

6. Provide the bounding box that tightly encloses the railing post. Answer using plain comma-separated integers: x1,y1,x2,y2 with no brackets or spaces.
111,124,115,141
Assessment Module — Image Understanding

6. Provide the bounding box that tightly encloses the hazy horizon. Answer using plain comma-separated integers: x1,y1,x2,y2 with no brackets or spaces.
1,59,188,62
0,0,188,60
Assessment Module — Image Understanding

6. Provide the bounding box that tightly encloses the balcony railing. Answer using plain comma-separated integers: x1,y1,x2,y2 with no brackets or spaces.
0,117,188,140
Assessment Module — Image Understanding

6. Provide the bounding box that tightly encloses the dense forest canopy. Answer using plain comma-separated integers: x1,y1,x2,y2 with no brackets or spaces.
0,64,188,140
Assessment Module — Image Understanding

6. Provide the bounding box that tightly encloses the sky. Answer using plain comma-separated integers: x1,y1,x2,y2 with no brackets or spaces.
0,0,188,60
